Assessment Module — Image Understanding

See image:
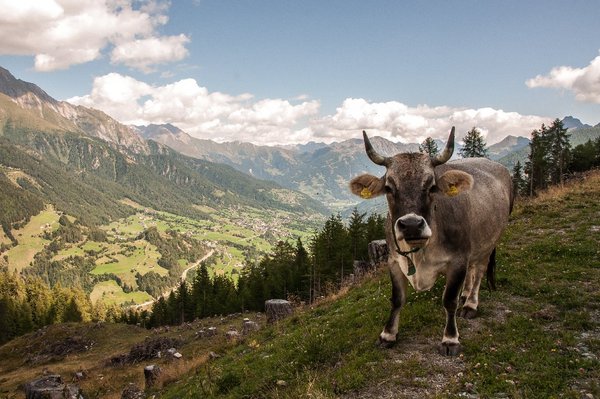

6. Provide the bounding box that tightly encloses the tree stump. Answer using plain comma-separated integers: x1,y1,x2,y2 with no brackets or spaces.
144,365,161,389
368,239,388,265
353,260,371,277
242,319,260,335
24,375,82,399
265,299,293,323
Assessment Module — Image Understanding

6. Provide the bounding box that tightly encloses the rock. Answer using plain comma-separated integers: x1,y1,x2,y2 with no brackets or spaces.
121,383,144,399
276,380,287,387
24,375,82,399
144,365,161,389
173,352,182,359
208,351,221,359
368,239,388,265
265,299,293,323
207,327,217,336
242,320,260,335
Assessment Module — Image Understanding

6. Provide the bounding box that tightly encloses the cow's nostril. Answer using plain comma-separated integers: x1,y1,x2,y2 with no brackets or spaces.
418,219,425,228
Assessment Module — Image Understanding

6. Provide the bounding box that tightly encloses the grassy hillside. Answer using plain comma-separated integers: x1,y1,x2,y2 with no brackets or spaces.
0,172,598,398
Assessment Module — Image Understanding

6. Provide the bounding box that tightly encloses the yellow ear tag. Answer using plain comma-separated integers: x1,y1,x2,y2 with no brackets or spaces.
360,187,372,199
446,184,459,197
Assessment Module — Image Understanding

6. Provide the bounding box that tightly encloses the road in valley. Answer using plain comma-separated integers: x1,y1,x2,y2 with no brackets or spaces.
131,249,215,310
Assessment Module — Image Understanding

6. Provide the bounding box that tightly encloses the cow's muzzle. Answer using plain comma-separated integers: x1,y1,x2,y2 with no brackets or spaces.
395,213,432,248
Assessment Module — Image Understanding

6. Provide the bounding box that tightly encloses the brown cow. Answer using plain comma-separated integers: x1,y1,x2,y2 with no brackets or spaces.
350,128,512,355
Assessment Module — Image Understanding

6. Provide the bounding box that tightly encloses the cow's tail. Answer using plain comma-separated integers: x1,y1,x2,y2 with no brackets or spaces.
486,248,497,290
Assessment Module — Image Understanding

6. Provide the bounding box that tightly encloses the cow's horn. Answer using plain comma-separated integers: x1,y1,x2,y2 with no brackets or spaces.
363,131,388,166
432,126,455,166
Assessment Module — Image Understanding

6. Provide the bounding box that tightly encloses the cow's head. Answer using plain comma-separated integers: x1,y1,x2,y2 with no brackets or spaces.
350,127,473,249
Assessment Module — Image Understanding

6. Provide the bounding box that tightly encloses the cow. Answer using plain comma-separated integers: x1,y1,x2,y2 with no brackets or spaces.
349,127,512,355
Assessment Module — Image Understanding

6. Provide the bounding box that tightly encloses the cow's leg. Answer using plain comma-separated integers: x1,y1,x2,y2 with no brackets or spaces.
460,266,484,319
439,265,466,356
379,260,408,347
460,266,476,307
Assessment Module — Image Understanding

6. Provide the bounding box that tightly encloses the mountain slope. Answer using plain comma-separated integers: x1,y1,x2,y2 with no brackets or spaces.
0,67,327,224
0,66,148,152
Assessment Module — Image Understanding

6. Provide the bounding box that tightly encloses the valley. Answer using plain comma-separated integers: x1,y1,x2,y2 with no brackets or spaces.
2,200,322,307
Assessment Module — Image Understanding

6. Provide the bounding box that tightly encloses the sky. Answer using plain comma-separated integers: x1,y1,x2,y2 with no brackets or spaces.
0,0,599,146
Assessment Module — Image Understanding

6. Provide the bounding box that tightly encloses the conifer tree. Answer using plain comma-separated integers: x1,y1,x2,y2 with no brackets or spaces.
547,119,571,185
459,127,488,158
511,161,527,197
419,137,439,157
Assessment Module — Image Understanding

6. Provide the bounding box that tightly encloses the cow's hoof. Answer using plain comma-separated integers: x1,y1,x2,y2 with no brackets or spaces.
460,306,477,319
378,333,397,348
438,342,462,356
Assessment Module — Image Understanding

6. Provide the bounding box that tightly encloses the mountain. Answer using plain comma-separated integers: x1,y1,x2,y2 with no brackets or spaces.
137,123,420,209
0,67,148,152
0,67,327,227
487,135,530,161
561,115,592,130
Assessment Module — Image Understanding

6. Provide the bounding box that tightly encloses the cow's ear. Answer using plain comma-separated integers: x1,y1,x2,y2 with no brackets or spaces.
349,174,385,199
437,170,473,197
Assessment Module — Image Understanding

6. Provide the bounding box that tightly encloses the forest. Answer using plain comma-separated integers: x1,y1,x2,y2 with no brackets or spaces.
123,211,386,328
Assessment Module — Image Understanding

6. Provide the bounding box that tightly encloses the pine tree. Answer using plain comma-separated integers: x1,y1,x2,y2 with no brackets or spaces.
419,137,439,157
547,119,571,185
348,208,367,261
459,127,488,158
511,161,527,197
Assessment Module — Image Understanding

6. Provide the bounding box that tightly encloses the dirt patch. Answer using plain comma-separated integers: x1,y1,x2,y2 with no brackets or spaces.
343,339,465,399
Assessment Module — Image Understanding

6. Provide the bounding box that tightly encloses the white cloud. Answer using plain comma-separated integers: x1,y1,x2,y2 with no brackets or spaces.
111,34,190,73
68,74,550,146
67,73,321,145
526,52,600,103
0,0,189,72
310,99,549,145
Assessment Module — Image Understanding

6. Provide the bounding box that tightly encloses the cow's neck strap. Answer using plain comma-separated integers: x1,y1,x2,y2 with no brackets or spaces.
391,224,420,276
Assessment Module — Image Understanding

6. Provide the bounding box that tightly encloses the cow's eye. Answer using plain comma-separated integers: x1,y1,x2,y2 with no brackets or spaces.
385,185,393,194
429,185,439,194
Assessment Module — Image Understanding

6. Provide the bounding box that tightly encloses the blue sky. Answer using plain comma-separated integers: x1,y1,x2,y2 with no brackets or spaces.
1,0,599,145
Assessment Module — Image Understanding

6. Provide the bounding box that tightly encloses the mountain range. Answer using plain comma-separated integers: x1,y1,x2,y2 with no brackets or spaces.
1,65,599,218
0,66,326,229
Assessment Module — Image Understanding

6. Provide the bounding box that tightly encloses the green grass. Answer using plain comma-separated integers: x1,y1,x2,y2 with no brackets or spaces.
161,172,600,399
5,206,60,271
89,280,153,305
91,240,166,287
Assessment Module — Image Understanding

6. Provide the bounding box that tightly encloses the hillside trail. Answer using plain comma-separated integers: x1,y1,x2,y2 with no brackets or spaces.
132,248,214,310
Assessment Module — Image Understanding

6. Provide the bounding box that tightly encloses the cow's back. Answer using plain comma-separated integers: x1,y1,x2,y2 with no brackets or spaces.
435,158,512,261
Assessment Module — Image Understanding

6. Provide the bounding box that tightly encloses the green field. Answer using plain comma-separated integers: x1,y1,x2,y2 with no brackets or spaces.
89,280,153,305
5,206,60,271
91,240,165,287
